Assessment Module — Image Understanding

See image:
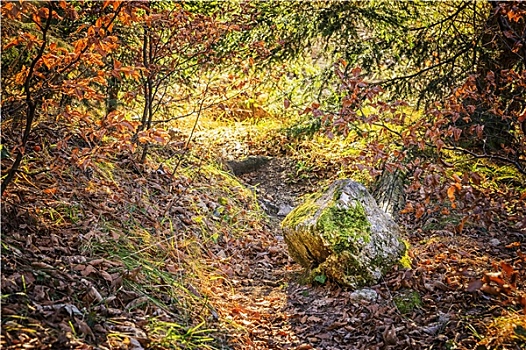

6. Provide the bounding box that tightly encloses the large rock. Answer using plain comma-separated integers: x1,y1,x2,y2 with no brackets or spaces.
281,179,408,288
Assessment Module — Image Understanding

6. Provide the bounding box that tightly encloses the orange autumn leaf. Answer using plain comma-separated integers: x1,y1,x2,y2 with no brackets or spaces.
487,274,506,286
43,187,57,194
415,204,425,219
500,261,515,278
400,202,414,214
447,185,456,202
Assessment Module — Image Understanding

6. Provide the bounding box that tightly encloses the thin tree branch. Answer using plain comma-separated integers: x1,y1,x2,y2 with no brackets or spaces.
1,2,54,196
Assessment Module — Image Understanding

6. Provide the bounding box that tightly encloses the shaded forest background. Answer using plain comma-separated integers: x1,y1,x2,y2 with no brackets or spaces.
1,1,525,349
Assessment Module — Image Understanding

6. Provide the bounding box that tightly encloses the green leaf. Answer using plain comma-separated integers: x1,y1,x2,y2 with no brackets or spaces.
314,273,326,284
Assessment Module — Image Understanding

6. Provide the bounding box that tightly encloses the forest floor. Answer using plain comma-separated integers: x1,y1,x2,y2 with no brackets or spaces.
1,116,525,350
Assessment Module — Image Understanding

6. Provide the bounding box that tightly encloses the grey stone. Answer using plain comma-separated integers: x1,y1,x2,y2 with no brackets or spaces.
489,238,500,246
281,179,407,288
350,288,378,302
277,204,294,216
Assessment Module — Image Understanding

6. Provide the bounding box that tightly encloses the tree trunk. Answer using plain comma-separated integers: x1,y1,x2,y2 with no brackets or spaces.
371,165,406,220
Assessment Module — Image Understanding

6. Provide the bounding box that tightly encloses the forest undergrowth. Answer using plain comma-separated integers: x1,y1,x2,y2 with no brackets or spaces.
2,111,526,350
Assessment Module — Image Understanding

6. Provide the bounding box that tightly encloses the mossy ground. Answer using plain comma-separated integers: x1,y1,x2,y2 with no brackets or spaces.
393,289,423,314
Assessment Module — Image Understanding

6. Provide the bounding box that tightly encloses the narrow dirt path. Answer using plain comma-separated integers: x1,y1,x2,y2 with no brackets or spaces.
215,157,310,349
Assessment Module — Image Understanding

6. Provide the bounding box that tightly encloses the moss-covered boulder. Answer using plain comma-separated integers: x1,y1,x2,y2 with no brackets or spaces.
281,179,406,288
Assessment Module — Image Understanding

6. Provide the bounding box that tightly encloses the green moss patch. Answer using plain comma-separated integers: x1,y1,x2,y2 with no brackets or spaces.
281,193,320,229
314,251,372,287
393,290,422,314
317,201,371,253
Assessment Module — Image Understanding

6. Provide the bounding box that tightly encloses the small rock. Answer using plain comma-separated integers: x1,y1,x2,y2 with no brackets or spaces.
489,238,500,246
350,288,378,302
422,323,441,335
277,204,294,216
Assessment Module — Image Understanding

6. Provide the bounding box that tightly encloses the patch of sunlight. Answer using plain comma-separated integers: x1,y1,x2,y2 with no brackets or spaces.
478,310,526,348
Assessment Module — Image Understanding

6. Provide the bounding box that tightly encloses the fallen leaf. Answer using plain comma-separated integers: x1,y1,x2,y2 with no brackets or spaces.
505,241,520,248
99,269,113,283
307,315,322,322
81,264,97,277
62,303,83,317
43,187,58,194
383,325,398,345
500,261,515,277
86,286,103,302
327,321,347,330
75,317,94,340
485,272,506,286
480,284,501,295
31,262,55,270
128,337,145,350
297,344,313,350
89,258,106,266
467,279,483,292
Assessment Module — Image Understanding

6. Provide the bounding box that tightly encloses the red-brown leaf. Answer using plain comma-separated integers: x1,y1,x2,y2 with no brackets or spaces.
500,261,515,278
466,279,483,292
